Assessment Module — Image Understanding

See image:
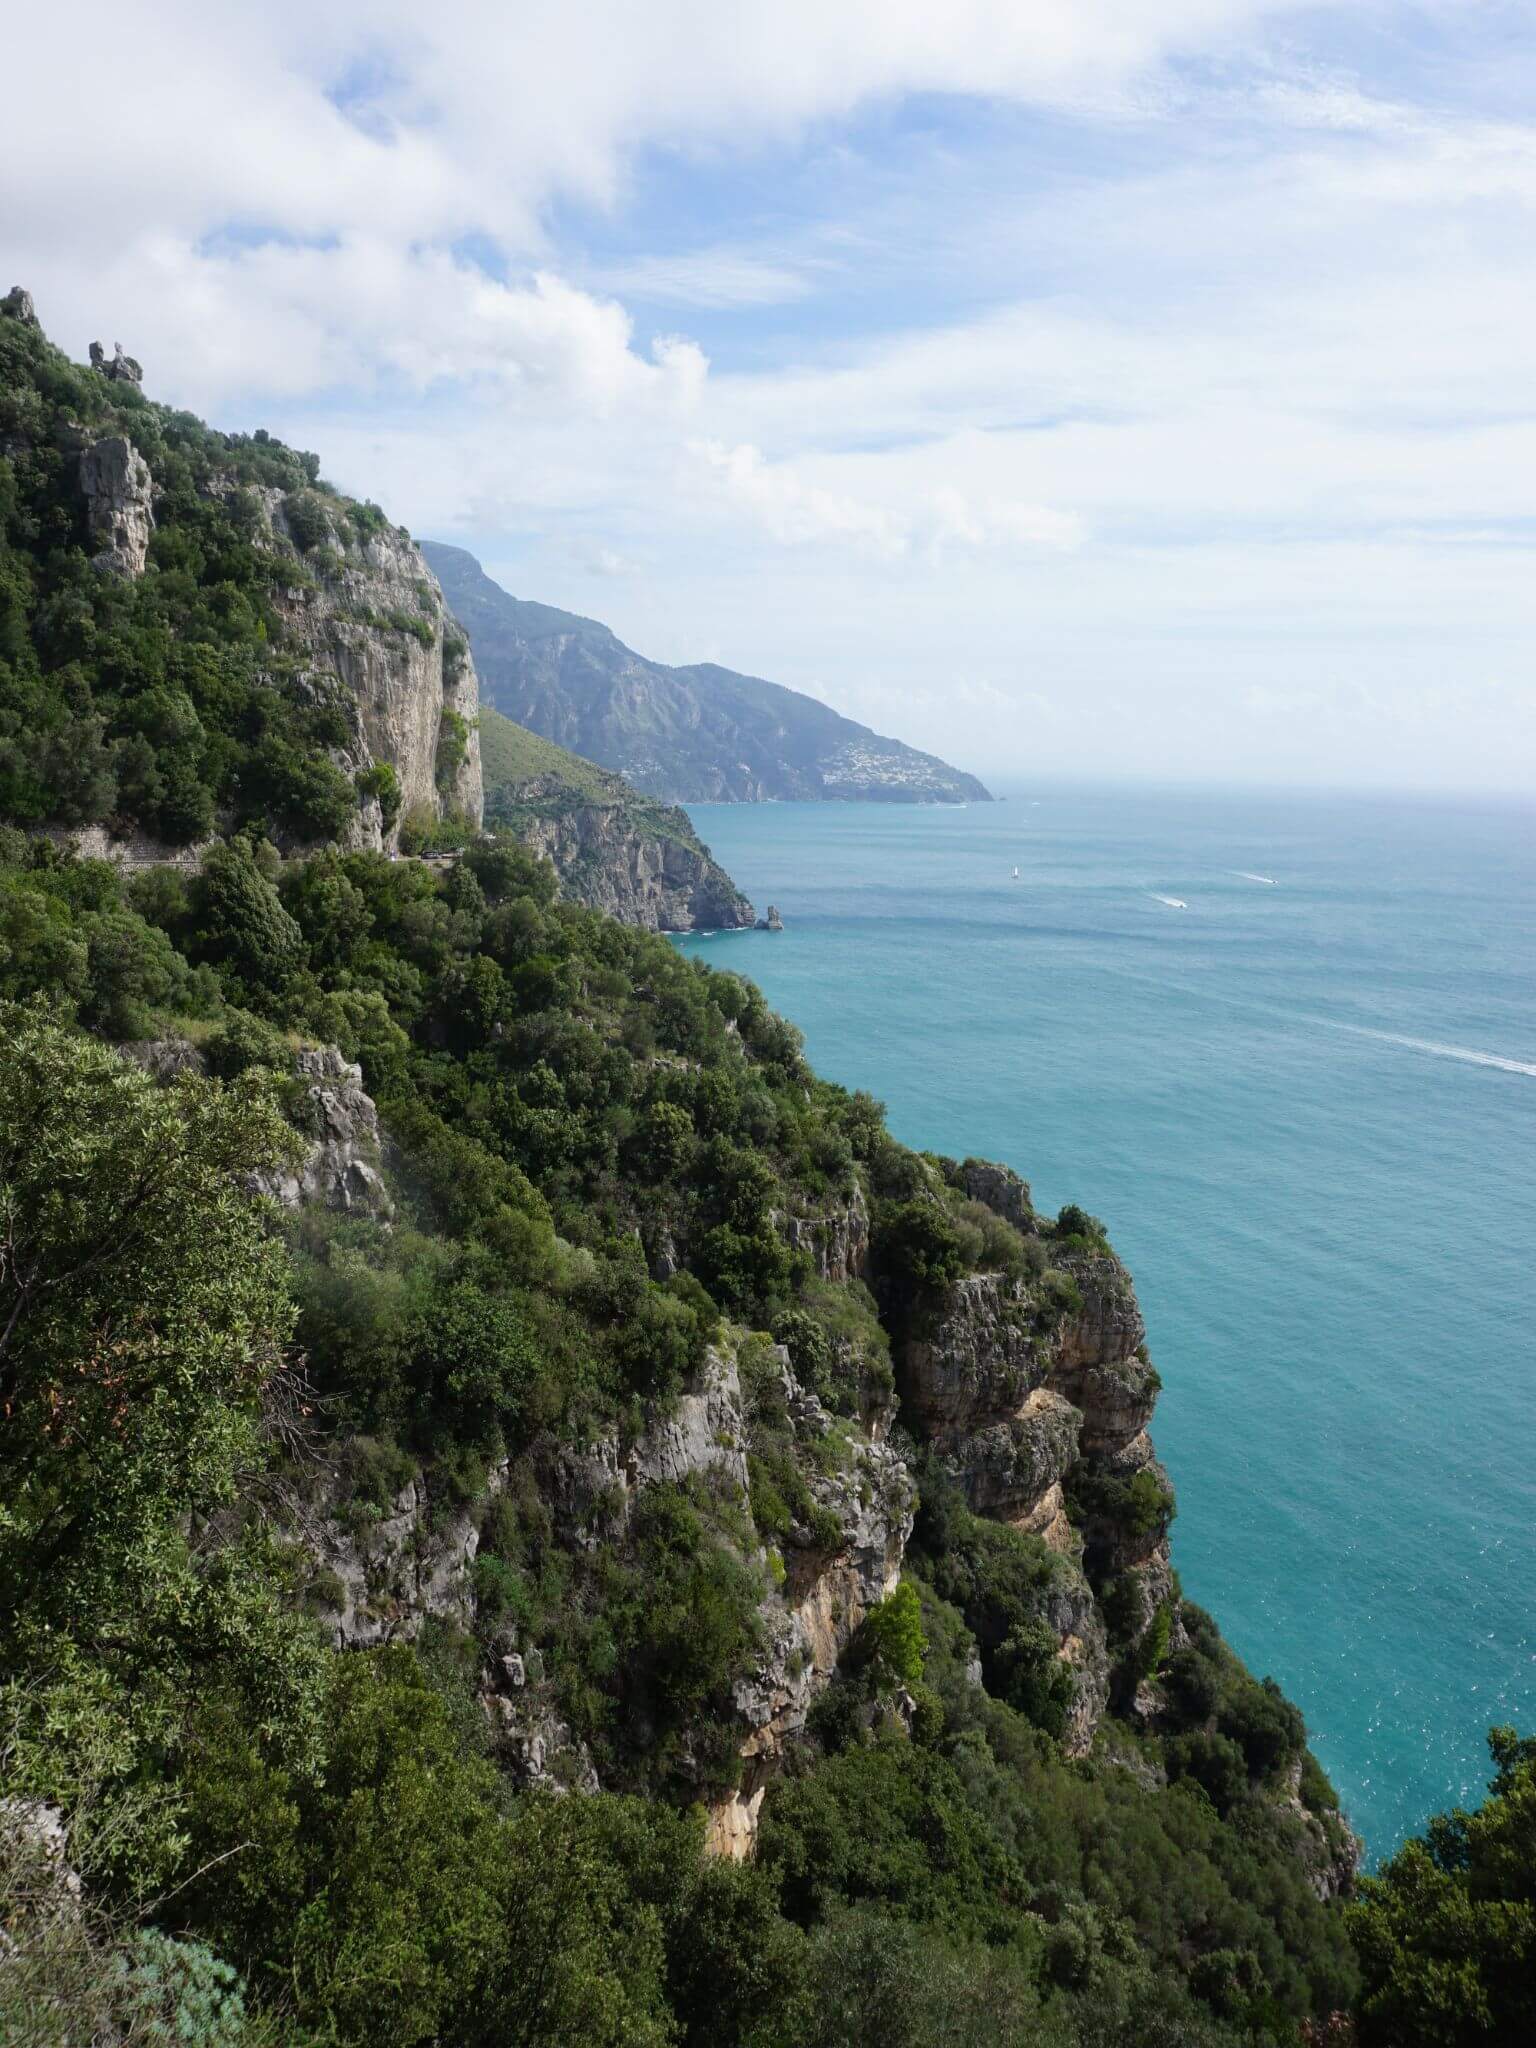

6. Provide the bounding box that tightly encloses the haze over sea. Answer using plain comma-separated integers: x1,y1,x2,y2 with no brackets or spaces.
675,785,1536,1861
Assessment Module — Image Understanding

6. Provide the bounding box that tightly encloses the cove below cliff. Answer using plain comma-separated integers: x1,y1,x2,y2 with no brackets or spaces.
674,783,1536,1859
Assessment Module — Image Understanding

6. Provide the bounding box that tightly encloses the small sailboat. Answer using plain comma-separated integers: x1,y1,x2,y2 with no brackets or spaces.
1011,866,1020,879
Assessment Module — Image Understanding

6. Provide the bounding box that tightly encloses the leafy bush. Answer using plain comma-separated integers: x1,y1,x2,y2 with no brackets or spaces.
856,1583,927,1688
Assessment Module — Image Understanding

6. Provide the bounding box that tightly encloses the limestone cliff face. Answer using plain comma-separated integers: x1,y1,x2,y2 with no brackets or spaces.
251,1047,394,1219
78,435,154,577
494,1339,911,1837
307,1458,504,1652
885,1222,1179,1754
513,797,754,932
778,1183,871,1286
263,503,483,851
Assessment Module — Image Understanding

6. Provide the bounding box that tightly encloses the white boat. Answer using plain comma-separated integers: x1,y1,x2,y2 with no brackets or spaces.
1011,866,1020,879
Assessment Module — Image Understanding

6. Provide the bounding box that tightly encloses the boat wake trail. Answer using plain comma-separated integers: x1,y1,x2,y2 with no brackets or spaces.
1335,1026,1536,1078
1232,870,1278,886
1148,893,1188,910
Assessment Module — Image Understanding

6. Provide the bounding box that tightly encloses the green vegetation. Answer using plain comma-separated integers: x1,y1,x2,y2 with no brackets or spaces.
0,310,417,848
479,701,726,858
0,831,1370,2044
1348,1728,1536,2046
5,317,1521,2048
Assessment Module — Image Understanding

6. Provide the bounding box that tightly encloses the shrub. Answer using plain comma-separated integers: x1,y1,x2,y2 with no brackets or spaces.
857,1584,926,1689
282,490,332,553
355,759,402,832
435,707,469,791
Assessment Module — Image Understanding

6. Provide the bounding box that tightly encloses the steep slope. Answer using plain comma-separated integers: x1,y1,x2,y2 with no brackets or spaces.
423,540,992,805
1,841,1361,2042
0,292,481,861
479,704,755,931
1,293,1364,2048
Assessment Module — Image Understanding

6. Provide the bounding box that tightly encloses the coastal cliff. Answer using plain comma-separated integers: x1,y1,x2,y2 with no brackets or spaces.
479,705,754,929
263,507,484,851
1,292,1364,2048
177,1035,1350,1885
0,293,482,861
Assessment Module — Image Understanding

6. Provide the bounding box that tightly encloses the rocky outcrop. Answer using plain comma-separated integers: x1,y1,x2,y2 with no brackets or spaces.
757,905,784,932
79,435,153,576
889,1240,1174,1752
518,1339,913,1851
957,1386,1082,1526
960,1160,1034,1232
512,799,754,931
88,339,143,385
484,1687,601,1797
253,1047,393,1218
712,1413,915,1859
264,508,483,852
629,1346,751,1496
306,1457,504,1650
779,1182,870,1285
898,1273,1048,1442
2,285,39,328
1056,1253,1147,1378
118,1037,208,1084
1276,1759,1363,1902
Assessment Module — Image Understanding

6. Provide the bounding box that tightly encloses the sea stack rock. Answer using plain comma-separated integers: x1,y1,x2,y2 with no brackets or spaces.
758,904,784,931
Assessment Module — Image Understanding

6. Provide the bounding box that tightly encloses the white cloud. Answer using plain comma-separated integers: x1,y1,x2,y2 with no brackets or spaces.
591,251,816,309
695,445,1082,559
695,441,908,555
4,1,1535,787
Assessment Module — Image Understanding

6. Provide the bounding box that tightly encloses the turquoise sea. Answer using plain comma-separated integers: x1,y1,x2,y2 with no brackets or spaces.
674,785,1536,1862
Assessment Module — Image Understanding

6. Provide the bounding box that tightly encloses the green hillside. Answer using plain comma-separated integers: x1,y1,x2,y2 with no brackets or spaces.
478,701,630,806
7,300,1529,2048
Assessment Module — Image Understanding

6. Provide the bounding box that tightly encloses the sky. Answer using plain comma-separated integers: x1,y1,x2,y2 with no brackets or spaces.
5,1,1535,792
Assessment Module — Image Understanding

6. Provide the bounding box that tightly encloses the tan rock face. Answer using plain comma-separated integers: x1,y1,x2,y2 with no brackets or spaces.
268,517,483,850
514,805,755,932
79,435,153,576
780,1182,871,1285
956,1387,1083,1523
1055,1252,1147,1371
899,1273,1047,1441
890,1239,1173,1752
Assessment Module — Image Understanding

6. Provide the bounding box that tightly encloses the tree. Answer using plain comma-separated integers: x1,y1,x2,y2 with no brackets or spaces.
191,841,304,996
1349,1727,1536,2047
858,1583,927,1689
0,1006,324,1882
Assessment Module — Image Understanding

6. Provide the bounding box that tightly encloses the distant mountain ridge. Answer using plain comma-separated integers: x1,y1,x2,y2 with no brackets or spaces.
422,542,992,806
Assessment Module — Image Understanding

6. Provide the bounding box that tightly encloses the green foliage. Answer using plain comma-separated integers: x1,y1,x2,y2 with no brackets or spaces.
908,1461,1078,1739
435,706,470,790
1348,1727,1536,2047
1053,1203,1106,1247
857,1583,927,1688
875,1198,966,1293
191,841,305,998
355,757,402,831
0,1007,324,1882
